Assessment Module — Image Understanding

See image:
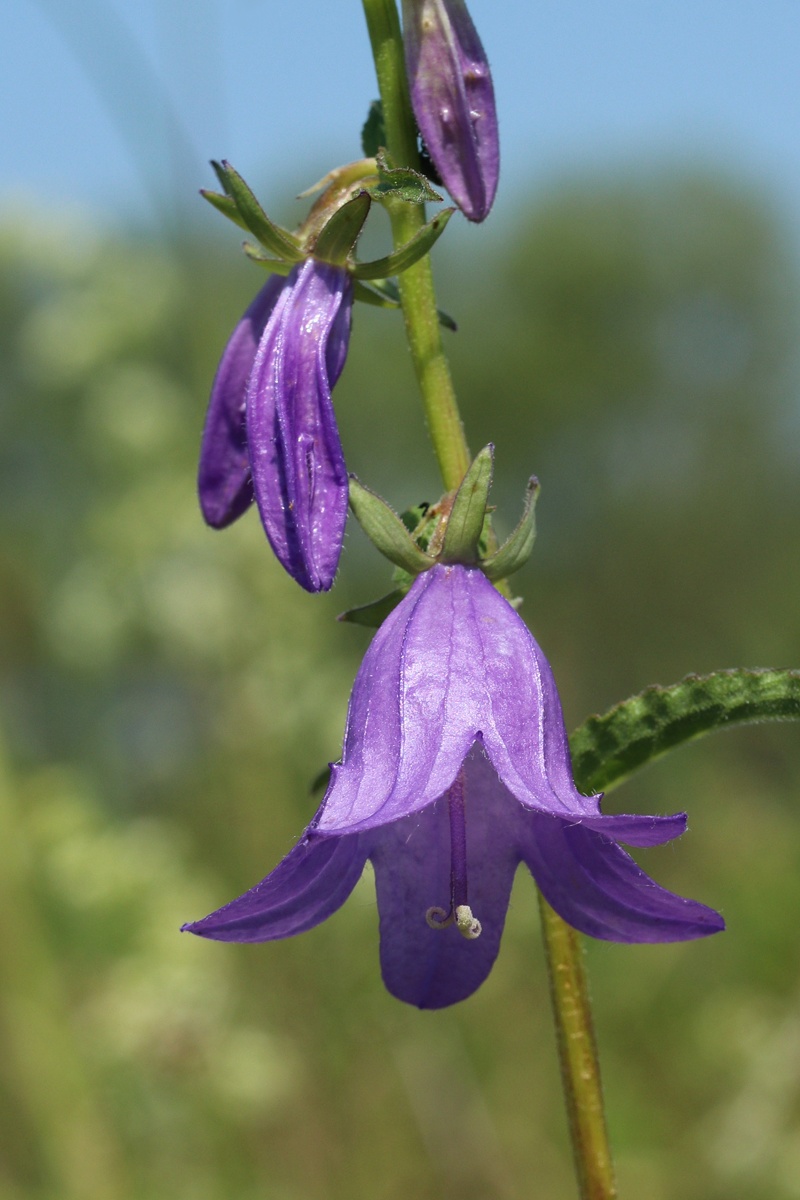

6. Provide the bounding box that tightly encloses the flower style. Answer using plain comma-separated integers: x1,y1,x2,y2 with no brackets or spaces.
403,0,499,222
183,564,723,1009
199,258,353,593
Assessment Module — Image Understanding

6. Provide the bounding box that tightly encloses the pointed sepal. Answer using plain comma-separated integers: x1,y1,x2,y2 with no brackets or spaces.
337,589,406,628
353,277,457,331
440,446,494,564
213,160,305,262
242,243,294,275
481,476,540,581
349,477,435,574
313,192,372,265
200,188,249,232
352,279,401,309
353,207,455,280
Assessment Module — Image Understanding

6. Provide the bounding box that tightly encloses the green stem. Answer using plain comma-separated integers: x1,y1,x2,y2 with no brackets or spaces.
362,5,616,1196
538,895,618,1200
361,0,470,492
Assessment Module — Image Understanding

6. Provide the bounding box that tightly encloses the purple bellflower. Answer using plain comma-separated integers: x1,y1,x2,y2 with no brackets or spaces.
183,563,724,1009
199,257,353,593
403,0,499,222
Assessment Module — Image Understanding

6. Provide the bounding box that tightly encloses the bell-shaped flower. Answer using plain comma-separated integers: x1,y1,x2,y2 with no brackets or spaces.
183,564,723,1008
199,258,353,593
403,0,499,222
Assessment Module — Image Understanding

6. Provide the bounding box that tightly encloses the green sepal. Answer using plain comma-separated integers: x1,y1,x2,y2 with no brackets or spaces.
361,100,386,158
200,189,249,232
352,280,400,309
337,589,406,629
213,160,304,262
569,668,800,797
242,243,294,275
210,159,233,195
353,207,455,280
312,192,371,266
353,277,457,331
440,446,494,565
349,476,435,574
367,150,443,205
482,476,541,581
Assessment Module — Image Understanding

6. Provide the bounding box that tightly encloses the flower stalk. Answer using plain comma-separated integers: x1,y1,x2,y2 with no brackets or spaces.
359,4,620,1194
539,895,618,1200
361,0,470,492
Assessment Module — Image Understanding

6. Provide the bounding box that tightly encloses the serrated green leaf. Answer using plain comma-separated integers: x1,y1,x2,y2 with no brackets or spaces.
349,477,435,574
353,208,454,280
337,589,406,629
361,99,386,159
216,160,304,262
569,668,800,796
482,476,540,581
441,446,494,564
367,151,443,205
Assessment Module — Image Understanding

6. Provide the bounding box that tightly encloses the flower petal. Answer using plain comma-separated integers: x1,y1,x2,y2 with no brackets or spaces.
367,750,518,1008
182,829,367,943
198,278,282,528
518,812,725,943
318,565,478,834
246,259,352,592
318,564,599,836
403,0,499,222
578,811,689,847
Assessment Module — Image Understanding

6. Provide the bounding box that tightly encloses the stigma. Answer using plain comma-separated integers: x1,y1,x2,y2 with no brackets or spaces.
424,769,482,939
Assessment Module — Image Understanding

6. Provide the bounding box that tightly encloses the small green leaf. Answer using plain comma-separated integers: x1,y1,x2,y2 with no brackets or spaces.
569,668,800,796
353,277,457,331
441,446,494,564
337,589,406,629
216,160,305,262
349,477,435,574
482,476,540,581
354,207,455,280
200,189,249,232
367,151,443,205
313,192,371,265
352,280,400,309
361,99,386,158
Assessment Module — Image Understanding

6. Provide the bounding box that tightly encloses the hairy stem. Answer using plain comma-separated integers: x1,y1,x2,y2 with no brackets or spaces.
361,0,470,492
538,895,617,1200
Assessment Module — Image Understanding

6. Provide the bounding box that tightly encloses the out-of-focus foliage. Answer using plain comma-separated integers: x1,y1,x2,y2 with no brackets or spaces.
0,167,799,1200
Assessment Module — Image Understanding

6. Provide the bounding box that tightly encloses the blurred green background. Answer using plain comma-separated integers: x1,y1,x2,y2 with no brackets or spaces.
7,0,800,1194
1,159,799,1199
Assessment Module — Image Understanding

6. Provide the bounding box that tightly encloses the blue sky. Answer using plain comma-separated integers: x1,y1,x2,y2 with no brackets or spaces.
3,0,800,236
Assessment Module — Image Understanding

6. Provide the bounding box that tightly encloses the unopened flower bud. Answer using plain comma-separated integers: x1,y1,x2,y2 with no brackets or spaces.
403,0,499,222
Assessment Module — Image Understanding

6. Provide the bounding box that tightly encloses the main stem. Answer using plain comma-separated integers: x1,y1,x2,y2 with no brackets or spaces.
361,4,616,1196
361,0,470,493
538,896,618,1200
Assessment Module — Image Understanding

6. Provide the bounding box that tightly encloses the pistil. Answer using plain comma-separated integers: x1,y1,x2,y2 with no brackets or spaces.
425,768,482,939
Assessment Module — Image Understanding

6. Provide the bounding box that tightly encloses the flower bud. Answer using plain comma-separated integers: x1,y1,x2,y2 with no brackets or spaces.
403,0,499,222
